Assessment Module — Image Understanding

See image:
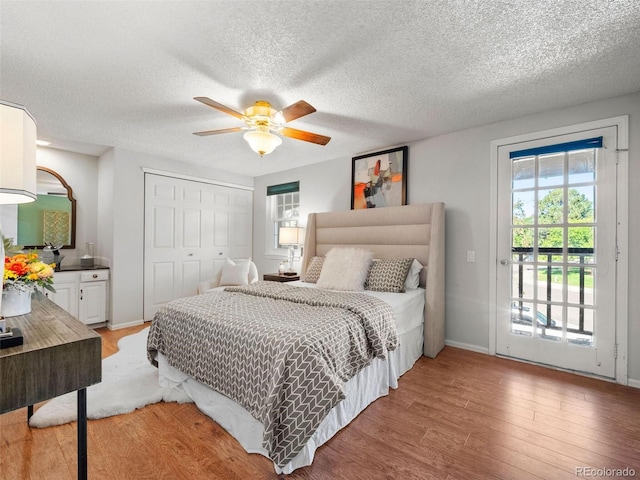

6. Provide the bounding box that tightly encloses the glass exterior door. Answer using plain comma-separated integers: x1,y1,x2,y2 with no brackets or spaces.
496,128,617,377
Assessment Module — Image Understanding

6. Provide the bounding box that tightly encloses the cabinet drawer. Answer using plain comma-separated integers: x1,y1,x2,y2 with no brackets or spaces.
53,271,79,283
80,270,109,282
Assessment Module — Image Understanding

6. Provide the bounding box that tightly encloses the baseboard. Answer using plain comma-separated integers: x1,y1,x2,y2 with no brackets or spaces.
444,339,490,355
107,319,146,331
627,378,640,389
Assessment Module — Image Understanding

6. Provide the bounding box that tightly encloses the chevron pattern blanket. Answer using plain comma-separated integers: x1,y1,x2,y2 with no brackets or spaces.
147,281,398,467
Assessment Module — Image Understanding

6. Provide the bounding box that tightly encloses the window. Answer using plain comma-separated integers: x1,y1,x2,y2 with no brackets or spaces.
266,181,300,253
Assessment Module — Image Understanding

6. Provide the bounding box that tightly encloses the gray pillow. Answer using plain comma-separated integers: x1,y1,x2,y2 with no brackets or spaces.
365,258,414,293
302,256,325,283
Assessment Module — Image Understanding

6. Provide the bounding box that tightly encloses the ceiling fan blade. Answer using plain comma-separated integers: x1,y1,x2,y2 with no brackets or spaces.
280,100,316,122
279,127,331,145
194,97,244,120
193,127,245,136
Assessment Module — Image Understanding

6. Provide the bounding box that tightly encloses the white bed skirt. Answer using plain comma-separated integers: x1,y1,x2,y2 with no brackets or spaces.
157,323,423,474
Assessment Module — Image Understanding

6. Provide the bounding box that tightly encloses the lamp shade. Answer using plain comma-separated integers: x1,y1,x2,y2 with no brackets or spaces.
0,100,37,204
243,127,282,157
279,226,305,245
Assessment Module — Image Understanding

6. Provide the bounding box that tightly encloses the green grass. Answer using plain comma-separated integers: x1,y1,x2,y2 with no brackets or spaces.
537,267,593,288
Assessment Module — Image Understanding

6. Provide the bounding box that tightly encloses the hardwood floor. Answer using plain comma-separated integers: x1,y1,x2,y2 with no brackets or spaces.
2,324,639,479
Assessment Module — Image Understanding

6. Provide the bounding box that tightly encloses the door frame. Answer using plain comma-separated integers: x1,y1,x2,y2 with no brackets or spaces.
488,116,629,384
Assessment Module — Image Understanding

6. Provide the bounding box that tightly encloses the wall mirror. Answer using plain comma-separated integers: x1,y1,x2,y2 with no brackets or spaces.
17,167,77,249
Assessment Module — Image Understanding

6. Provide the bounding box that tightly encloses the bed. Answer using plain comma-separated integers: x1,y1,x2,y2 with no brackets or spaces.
147,202,445,474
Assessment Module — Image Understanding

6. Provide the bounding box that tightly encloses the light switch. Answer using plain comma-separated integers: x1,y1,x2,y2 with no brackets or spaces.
466,251,475,263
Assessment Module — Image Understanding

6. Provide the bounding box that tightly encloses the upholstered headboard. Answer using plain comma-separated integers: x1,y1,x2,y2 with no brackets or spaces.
300,203,445,358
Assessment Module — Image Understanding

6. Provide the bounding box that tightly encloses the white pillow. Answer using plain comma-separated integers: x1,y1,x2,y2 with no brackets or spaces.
219,258,252,286
316,247,373,291
248,261,259,283
405,259,424,290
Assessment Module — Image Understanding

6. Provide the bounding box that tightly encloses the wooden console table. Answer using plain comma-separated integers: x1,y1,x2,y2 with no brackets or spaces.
0,297,102,479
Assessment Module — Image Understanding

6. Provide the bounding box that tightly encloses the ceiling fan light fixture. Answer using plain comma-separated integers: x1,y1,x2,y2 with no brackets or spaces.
243,127,282,157
194,97,330,150
243,100,276,120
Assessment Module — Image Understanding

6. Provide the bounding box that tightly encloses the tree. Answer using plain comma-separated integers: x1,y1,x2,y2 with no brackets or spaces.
512,198,533,248
512,188,594,249
538,188,593,223
537,188,594,248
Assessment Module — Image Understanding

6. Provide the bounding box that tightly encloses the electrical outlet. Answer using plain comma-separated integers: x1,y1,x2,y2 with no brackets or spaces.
466,251,475,263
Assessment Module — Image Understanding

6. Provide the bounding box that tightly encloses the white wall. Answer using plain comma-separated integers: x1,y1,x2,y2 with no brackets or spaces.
99,147,253,328
97,148,115,267
253,91,640,383
0,206,18,241
253,156,349,275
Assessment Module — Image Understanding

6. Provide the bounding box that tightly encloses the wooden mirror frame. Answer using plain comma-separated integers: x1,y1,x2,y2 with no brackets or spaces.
20,167,77,250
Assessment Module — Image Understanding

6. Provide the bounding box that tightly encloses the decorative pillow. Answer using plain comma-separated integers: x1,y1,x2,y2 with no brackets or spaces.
316,248,373,291
219,258,252,286
302,256,325,283
365,258,414,293
404,259,424,290
247,261,259,283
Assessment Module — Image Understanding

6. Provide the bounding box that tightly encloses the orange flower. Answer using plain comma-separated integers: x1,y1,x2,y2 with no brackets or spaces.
3,252,56,294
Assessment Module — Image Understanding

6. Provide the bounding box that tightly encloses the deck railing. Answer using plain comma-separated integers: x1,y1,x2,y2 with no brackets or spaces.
512,247,593,335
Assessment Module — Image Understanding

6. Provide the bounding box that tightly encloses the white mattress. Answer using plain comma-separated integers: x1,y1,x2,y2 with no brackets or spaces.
157,285,425,474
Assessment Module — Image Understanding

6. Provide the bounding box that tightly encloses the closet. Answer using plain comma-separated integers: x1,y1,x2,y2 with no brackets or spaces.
143,173,252,319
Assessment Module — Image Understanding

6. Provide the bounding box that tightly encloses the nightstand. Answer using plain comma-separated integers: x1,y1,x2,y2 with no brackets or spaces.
263,273,300,282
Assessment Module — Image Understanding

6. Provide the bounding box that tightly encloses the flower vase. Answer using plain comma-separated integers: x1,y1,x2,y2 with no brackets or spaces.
1,289,32,317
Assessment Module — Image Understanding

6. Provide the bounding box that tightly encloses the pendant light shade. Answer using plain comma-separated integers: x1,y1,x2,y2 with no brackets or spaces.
0,100,37,204
243,126,282,157
0,100,37,317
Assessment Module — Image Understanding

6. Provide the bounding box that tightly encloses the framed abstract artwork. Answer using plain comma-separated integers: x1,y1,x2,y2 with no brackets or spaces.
351,146,408,210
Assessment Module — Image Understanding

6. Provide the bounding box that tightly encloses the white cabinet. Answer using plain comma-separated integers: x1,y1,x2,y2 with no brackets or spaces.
79,270,108,325
47,272,79,318
47,269,109,325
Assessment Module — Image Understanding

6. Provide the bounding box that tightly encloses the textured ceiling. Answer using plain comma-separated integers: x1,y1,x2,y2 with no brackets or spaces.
2,1,639,177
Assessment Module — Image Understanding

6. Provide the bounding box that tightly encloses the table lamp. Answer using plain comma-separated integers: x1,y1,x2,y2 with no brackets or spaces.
278,226,305,274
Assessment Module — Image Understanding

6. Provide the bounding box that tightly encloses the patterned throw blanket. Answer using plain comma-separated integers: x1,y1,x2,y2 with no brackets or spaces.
147,281,398,468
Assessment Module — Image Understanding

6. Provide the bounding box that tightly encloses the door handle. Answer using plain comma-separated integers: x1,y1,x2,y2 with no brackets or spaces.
500,259,510,266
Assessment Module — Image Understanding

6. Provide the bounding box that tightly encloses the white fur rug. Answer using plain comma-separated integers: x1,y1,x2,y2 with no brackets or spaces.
29,327,192,428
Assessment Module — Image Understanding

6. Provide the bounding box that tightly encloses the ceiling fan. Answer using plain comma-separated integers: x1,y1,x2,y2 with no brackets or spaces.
193,97,331,156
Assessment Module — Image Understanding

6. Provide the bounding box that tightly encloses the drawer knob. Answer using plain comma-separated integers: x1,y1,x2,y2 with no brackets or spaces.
92,274,98,279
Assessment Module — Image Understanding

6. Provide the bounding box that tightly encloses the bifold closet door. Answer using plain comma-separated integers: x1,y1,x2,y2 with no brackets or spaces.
143,173,252,320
